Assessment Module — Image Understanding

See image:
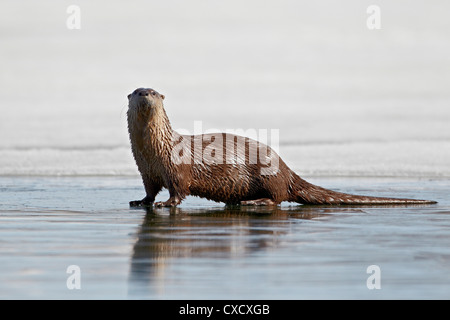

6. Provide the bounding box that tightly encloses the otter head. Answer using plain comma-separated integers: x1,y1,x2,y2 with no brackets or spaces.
127,87,165,117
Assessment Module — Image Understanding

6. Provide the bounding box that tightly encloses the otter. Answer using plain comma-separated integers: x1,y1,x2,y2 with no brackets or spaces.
127,87,436,207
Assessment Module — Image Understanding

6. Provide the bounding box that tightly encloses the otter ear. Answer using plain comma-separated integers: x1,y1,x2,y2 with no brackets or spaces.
161,94,165,100
127,94,131,100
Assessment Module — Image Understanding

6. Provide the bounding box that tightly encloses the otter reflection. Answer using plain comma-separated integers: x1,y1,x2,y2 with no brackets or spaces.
127,205,363,297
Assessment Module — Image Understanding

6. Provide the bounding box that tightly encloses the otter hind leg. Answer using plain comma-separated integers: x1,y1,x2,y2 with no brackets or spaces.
240,198,277,206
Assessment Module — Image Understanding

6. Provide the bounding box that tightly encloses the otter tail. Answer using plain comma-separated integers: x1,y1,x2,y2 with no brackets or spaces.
293,177,437,205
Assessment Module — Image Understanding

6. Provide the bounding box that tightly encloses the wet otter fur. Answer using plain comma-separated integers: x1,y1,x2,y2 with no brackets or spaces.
127,87,436,207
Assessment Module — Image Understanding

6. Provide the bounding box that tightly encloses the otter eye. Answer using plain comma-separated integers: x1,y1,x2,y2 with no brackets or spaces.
151,91,156,96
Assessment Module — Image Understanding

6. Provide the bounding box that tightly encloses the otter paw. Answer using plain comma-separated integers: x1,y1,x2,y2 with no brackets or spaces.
129,197,153,207
154,198,180,207
129,200,143,207
240,198,276,206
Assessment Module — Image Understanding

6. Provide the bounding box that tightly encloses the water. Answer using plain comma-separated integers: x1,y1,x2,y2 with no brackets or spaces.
1,0,450,299
1,176,449,299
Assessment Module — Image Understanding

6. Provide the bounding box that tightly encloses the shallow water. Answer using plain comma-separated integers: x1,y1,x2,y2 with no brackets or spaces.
1,176,449,299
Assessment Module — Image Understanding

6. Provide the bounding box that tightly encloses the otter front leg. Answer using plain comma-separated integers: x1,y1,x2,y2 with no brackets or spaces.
129,176,162,207
154,186,185,207
154,174,188,207
240,198,277,206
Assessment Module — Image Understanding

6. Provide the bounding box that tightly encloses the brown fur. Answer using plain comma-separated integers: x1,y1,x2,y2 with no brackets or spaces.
127,87,437,207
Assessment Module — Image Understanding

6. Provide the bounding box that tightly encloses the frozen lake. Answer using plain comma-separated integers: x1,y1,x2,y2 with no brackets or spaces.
0,0,449,177
0,176,449,299
0,0,449,300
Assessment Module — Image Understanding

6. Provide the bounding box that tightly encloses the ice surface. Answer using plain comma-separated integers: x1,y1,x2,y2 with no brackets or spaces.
1,0,449,177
